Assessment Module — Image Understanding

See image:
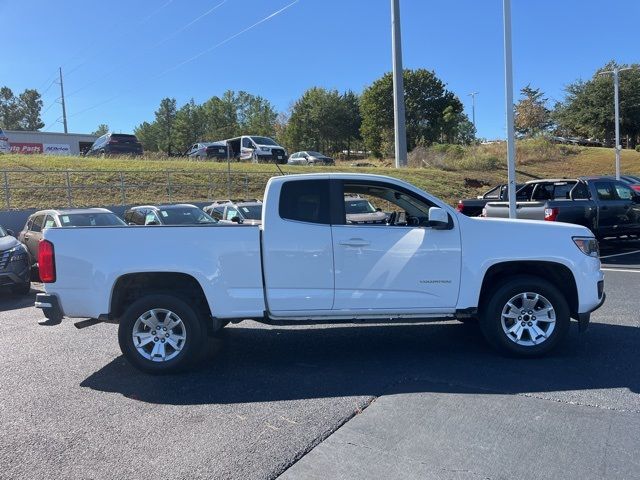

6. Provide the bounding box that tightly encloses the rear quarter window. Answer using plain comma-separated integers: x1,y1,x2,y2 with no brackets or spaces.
279,180,331,224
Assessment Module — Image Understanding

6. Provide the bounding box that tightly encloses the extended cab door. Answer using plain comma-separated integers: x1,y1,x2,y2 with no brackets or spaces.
331,179,461,312
261,178,335,312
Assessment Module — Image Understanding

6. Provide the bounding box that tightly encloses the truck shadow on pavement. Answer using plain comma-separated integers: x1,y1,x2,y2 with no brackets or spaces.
81,320,640,404
0,288,40,313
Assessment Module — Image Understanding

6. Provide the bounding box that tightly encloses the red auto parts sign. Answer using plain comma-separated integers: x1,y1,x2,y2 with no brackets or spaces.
9,142,43,154
8,143,71,155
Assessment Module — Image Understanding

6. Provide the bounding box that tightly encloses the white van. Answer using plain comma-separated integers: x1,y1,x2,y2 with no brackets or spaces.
226,135,288,164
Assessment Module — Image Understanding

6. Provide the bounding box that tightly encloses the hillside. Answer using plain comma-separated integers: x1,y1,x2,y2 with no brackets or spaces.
0,143,639,210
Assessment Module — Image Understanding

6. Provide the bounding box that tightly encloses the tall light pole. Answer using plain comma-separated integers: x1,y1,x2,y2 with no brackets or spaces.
468,91,479,129
58,67,68,134
391,0,407,167
502,0,517,219
599,66,633,180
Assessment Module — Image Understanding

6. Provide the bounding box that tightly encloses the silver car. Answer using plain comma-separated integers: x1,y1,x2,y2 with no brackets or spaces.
288,151,335,166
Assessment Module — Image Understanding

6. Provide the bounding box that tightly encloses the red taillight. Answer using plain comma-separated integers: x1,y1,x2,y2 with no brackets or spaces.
544,207,559,221
456,201,464,212
38,240,56,283
632,185,640,192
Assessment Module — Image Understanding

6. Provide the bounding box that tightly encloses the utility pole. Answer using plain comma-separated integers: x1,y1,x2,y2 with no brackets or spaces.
599,66,634,180
58,67,68,133
468,91,479,129
391,0,407,167
502,0,517,219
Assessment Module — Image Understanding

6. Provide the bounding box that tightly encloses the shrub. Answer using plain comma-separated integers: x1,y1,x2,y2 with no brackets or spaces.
635,145,640,153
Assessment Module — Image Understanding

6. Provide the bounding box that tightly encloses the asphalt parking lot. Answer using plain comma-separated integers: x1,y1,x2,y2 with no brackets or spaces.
1,242,639,480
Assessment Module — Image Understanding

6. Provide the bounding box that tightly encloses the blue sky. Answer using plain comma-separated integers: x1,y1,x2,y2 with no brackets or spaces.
1,0,638,140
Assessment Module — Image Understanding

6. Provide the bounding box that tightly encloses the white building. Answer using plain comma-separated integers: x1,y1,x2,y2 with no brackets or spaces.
5,130,98,155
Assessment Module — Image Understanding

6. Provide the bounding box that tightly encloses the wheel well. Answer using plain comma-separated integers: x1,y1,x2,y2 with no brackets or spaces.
110,272,211,321
479,261,579,317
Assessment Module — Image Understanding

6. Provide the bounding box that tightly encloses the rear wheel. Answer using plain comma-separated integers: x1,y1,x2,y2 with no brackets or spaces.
479,275,570,357
118,294,207,374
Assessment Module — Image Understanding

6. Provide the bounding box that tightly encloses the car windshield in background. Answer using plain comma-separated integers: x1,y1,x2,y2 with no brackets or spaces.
61,213,126,227
159,207,216,225
250,136,278,146
307,151,324,157
345,200,377,214
239,205,262,220
0,226,7,237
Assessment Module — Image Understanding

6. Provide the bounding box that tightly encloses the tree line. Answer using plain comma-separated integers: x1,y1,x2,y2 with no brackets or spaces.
2,61,638,153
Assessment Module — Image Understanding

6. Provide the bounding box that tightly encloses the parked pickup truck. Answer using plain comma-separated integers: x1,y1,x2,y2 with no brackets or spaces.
456,183,524,216
35,173,605,373
483,177,640,239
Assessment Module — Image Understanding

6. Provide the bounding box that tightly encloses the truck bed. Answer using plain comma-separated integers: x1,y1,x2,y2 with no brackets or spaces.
43,225,265,319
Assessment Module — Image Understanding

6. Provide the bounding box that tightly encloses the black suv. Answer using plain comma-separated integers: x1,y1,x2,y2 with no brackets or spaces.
86,133,143,156
0,224,31,295
124,204,217,225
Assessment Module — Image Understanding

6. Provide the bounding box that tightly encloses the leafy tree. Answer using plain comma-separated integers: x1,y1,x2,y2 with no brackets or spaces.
236,91,278,137
154,97,177,153
17,89,44,130
284,87,361,154
360,69,463,157
554,61,640,147
134,121,159,151
514,84,551,136
201,91,239,140
92,124,110,136
0,87,23,129
172,100,205,152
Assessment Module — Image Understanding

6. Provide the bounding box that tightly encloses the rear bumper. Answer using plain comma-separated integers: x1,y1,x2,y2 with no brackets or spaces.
35,293,64,321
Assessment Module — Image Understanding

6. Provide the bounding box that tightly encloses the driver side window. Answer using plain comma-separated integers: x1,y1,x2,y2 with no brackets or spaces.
341,181,436,227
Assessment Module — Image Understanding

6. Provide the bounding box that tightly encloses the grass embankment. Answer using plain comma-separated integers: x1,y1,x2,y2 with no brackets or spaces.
0,140,639,210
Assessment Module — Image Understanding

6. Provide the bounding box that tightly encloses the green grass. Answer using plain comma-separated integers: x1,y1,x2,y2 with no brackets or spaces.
1,143,639,210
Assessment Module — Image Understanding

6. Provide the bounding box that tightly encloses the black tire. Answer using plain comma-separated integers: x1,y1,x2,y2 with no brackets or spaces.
11,280,30,295
479,275,570,357
118,294,207,374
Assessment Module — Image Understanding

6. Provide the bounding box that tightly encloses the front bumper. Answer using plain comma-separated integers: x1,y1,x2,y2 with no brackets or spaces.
35,293,64,322
0,261,30,288
577,279,606,332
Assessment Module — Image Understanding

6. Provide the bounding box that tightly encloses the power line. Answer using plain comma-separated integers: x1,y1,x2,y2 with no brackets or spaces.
65,0,229,100
68,1,299,119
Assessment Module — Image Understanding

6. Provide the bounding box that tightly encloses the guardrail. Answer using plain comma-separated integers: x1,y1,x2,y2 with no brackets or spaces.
1,169,278,210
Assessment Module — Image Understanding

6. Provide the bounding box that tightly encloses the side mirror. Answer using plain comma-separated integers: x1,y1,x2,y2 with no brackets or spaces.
375,208,382,212
146,220,160,226
428,207,450,230
6,229,14,236
230,216,242,224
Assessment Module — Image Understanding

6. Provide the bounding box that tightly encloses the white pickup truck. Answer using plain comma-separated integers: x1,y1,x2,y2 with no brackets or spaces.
36,173,605,373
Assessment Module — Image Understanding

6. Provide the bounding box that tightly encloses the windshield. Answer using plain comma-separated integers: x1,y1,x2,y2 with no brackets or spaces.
61,213,126,226
158,207,216,225
239,204,262,220
345,199,377,214
250,136,278,146
0,225,7,237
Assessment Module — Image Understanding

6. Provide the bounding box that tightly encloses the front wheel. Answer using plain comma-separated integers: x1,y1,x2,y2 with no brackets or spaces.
118,294,206,374
479,275,570,357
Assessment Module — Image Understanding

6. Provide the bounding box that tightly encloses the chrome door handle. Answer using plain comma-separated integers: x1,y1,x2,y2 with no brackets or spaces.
339,238,370,247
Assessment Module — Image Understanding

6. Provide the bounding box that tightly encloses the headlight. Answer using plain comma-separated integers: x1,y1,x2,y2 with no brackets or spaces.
260,146,271,152
573,236,599,258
